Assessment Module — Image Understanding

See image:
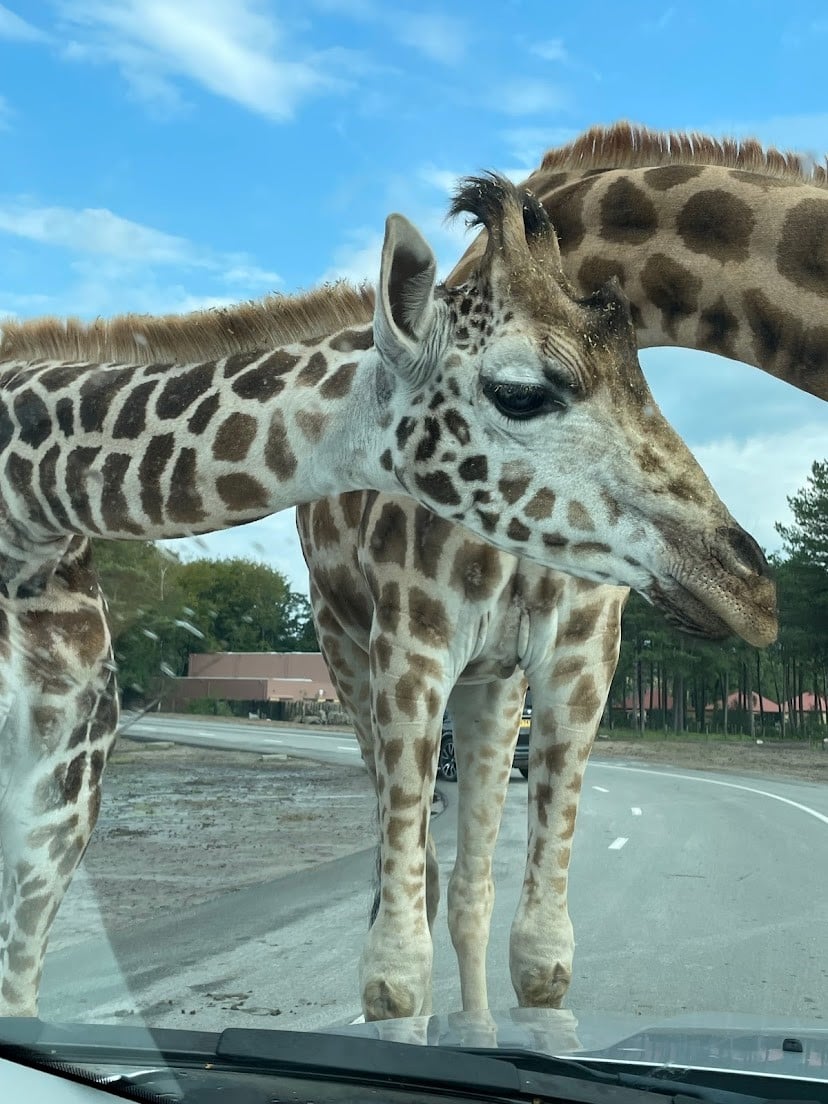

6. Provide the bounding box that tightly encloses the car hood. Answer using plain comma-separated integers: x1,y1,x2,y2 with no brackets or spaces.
326,1007,828,1081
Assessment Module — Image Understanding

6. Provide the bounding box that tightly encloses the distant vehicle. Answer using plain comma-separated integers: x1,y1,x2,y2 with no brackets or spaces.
438,690,532,782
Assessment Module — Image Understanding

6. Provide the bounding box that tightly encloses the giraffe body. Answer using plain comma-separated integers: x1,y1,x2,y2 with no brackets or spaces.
298,124,827,1022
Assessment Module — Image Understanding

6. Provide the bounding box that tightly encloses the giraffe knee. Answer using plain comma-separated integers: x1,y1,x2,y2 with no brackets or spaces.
512,960,571,1008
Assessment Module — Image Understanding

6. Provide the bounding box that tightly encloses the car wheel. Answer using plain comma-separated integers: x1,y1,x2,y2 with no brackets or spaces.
518,766,529,780
437,736,458,782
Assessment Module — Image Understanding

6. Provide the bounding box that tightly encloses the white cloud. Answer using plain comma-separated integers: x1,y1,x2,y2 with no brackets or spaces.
694,425,827,554
0,94,12,130
489,79,567,117
57,0,338,120
499,126,578,170
0,4,49,41
394,12,468,64
529,38,567,62
0,200,200,263
320,227,384,286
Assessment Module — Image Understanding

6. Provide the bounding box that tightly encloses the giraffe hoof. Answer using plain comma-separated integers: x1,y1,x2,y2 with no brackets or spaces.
362,977,422,1021
514,962,571,1008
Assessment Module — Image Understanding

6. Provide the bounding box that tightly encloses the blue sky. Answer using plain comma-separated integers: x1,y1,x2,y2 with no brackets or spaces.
1,1,826,594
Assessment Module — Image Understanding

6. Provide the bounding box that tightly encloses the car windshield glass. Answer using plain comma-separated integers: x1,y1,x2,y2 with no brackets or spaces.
0,2,826,1097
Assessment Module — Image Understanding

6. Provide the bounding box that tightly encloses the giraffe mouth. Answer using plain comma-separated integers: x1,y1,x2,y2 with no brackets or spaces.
647,580,733,642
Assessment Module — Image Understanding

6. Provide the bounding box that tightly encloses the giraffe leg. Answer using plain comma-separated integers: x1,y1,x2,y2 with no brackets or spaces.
511,586,625,1008
447,676,525,1012
0,542,119,1017
359,631,448,1021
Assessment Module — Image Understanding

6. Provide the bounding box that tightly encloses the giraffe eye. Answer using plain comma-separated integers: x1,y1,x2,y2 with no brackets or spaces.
482,381,566,421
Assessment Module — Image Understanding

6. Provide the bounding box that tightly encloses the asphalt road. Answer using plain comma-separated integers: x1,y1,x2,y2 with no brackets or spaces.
39,715,827,1031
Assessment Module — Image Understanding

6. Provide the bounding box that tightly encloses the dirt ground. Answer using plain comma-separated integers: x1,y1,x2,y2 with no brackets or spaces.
50,731,826,954
589,736,828,783
51,742,377,953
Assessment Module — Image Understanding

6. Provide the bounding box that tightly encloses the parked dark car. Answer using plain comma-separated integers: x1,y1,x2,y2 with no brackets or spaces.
437,690,532,782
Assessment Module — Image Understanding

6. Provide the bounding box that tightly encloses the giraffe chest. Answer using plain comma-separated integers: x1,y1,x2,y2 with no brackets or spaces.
458,595,529,683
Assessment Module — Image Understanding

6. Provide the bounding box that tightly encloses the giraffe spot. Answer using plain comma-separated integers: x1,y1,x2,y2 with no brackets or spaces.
222,351,264,378
534,781,553,828
666,476,702,503
112,379,158,439
729,169,798,190
542,532,568,550
600,489,622,525
297,351,328,387
254,349,302,375
101,453,142,534
374,634,393,672
311,499,340,548
61,752,88,804
531,573,562,612
600,179,658,244
552,655,586,681
139,433,175,524
443,409,471,446
415,735,433,780
415,417,441,462
78,367,135,433
458,454,487,481
340,490,365,530
376,581,401,633
187,392,221,435
381,734,403,769
558,602,604,646
329,326,373,352
567,501,594,531
449,541,502,601
643,164,704,190
576,255,627,298
475,508,498,533
412,508,454,579
640,253,702,339
370,502,408,567
427,390,445,411
777,197,828,296
408,586,451,646
507,517,530,541
14,389,51,449
636,442,665,474
676,188,755,262
697,295,740,358
6,453,53,534
572,540,611,555
320,360,357,400
168,447,206,523
213,412,257,461
55,396,73,437
567,673,601,724
741,287,828,385
153,363,213,420
395,416,416,450
544,176,598,253
499,474,530,504
216,472,268,512
525,488,556,520
39,446,70,527
414,470,461,506
542,740,572,777
295,409,328,442
65,445,103,533
231,362,288,402
264,410,298,481
37,363,81,391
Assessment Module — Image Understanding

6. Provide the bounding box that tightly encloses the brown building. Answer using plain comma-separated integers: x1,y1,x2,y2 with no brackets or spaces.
164,652,338,715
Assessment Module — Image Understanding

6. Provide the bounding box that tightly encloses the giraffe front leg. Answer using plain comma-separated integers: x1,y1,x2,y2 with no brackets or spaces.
0,679,118,1016
511,586,625,1008
447,676,525,1012
360,637,447,1022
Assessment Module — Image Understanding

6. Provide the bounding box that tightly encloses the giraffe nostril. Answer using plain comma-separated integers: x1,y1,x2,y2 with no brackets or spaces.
718,526,769,578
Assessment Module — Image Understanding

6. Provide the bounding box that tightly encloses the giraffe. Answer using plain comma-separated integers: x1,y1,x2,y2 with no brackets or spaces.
0,171,776,1018
297,122,827,1022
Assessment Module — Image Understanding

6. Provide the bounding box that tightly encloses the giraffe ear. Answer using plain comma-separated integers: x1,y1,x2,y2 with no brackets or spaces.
374,213,439,380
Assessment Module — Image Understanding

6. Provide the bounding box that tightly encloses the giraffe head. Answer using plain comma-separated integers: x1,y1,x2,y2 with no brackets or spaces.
368,173,776,646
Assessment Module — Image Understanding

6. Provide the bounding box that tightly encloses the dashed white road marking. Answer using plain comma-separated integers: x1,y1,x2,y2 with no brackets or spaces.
631,806,642,816
595,763,828,827
592,785,609,793
608,837,628,850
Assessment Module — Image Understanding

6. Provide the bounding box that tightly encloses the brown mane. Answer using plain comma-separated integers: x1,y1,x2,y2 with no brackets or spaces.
0,281,376,365
536,121,828,188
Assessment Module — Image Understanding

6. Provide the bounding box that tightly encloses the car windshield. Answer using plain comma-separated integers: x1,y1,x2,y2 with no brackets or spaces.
0,2,826,1099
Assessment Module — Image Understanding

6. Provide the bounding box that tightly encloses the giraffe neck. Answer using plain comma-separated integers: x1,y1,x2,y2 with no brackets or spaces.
449,163,828,400
0,329,389,580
